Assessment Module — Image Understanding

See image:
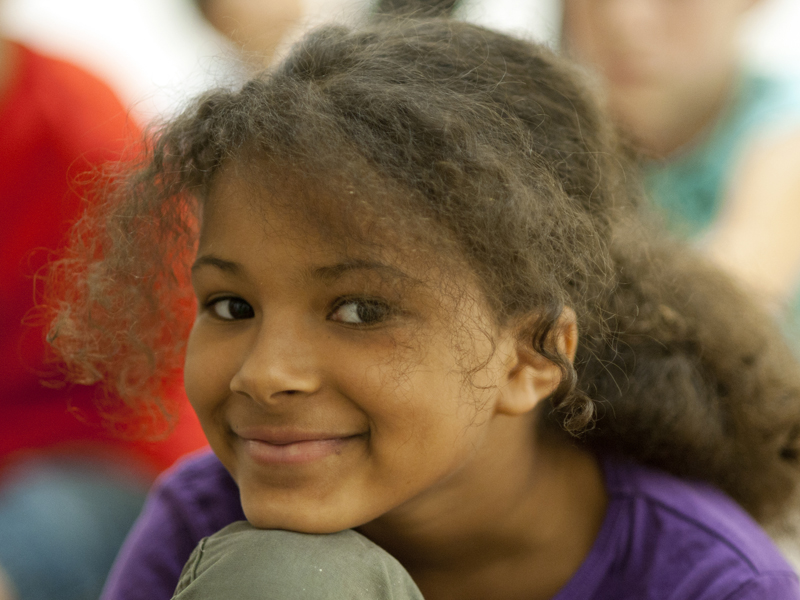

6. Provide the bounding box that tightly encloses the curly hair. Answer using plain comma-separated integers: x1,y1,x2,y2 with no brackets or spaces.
46,19,800,524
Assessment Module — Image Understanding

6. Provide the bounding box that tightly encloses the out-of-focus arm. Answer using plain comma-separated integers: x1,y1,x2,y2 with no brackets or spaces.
704,131,800,309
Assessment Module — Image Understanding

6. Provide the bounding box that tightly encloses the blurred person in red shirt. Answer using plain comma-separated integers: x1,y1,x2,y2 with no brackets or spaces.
0,35,207,600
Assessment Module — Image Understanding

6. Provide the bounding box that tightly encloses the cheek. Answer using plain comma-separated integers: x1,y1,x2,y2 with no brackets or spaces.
562,1,602,58
184,323,241,418
342,338,491,473
334,336,452,420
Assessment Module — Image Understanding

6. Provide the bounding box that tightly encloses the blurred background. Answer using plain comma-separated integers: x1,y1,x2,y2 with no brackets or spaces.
1,1,799,599
1,0,796,122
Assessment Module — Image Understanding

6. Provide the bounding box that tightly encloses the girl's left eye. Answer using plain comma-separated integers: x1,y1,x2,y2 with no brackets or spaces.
329,299,391,325
209,297,255,321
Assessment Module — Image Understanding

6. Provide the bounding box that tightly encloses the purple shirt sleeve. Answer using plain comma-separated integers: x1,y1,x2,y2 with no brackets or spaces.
723,574,800,599
553,457,800,600
100,451,245,600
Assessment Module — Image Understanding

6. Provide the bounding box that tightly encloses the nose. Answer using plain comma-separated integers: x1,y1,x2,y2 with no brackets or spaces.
229,314,322,404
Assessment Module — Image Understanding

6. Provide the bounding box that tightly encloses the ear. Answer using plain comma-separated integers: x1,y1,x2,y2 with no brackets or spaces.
495,308,578,417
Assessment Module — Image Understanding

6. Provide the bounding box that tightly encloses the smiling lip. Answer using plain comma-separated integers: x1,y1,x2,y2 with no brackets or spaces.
235,429,363,465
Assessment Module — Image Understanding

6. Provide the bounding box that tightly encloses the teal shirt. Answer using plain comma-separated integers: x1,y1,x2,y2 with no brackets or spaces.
643,71,800,238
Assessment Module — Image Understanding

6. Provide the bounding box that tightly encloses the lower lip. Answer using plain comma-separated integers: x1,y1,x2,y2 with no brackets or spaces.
241,437,356,465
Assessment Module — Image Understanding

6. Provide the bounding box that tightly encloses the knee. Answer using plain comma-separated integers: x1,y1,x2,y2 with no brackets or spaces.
173,522,423,599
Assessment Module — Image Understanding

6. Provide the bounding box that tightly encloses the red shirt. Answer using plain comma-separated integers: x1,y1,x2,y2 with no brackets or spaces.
0,42,207,476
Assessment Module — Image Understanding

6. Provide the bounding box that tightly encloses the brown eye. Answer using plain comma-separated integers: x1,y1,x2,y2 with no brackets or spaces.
329,299,391,325
210,297,255,320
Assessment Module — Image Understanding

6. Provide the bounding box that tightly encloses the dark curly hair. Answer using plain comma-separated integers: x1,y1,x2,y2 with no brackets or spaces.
46,18,800,524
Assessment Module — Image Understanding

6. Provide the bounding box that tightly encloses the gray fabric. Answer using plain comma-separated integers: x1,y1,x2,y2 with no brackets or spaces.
172,522,425,599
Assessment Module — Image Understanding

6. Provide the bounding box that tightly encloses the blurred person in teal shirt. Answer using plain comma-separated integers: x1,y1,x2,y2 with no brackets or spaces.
561,0,800,313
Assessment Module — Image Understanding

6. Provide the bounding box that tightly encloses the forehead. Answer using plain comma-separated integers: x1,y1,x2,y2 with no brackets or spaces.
195,168,507,340
203,164,380,253
199,165,457,284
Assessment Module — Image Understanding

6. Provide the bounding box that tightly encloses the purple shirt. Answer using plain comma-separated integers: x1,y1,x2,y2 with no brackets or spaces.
101,450,799,600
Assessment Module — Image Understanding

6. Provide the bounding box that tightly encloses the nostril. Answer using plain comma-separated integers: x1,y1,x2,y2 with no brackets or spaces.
268,389,304,401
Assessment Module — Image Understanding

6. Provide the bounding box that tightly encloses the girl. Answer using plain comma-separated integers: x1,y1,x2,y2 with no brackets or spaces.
48,18,800,600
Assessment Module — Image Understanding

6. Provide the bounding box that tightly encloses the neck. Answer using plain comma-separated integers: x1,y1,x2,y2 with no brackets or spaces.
610,60,739,159
357,421,607,600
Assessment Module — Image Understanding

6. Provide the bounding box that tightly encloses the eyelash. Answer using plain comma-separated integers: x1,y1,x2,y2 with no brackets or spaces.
206,296,254,321
204,296,394,326
328,297,393,326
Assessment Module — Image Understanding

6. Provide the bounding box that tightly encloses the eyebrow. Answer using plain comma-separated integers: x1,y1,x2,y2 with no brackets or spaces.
191,254,419,284
191,255,241,275
311,259,414,282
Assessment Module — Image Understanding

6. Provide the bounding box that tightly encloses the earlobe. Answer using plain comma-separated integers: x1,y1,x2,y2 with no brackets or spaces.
495,309,578,417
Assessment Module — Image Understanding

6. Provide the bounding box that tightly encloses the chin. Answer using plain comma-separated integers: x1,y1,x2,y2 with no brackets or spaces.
241,498,361,534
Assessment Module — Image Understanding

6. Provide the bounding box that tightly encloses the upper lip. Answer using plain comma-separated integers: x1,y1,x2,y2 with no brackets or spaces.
232,426,363,445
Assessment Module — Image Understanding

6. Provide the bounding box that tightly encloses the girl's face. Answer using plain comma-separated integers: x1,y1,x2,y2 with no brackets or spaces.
184,171,559,533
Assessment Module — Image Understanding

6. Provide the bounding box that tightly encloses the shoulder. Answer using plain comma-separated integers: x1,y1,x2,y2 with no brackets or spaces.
13,42,123,109
148,449,245,536
714,70,800,164
2,41,138,161
736,71,800,134
601,458,799,599
101,451,245,600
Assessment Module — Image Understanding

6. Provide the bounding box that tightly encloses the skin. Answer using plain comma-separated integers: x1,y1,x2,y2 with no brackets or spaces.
184,169,607,600
0,0,17,99
562,0,755,158
0,37,16,101
0,567,15,600
563,0,800,306
199,0,303,65
703,133,800,306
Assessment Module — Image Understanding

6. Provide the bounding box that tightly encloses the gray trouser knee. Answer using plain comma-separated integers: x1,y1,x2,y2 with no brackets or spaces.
172,521,425,599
